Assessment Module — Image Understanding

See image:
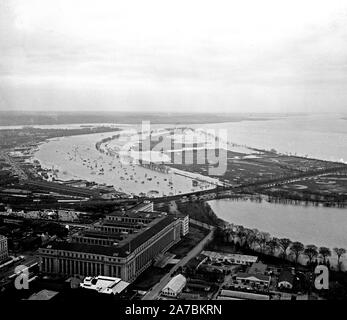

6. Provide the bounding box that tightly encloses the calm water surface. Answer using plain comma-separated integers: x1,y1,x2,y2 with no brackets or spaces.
209,198,347,249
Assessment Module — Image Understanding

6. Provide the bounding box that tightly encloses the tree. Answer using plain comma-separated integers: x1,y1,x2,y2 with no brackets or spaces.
304,245,318,265
333,248,346,271
290,241,304,264
278,238,292,259
257,232,271,253
319,247,332,264
245,230,258,249
236,228,248,247
267,238,279,256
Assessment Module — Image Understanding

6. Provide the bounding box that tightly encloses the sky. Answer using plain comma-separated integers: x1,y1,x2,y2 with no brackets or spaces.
1,0,347,113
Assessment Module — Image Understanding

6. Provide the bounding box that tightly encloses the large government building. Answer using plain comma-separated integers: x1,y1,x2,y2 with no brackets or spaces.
38,202,187,282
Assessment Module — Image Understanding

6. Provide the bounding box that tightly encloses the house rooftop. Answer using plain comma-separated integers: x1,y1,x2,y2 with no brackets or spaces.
235,272,271,282
28,289,59,301
80,276,129,294
162,274,186,293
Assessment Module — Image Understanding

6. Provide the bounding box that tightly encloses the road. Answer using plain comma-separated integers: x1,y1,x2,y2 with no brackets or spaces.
0,151,28,180
142,227,215,300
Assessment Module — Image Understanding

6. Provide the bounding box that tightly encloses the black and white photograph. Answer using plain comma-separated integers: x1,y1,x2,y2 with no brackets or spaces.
1,0,347,311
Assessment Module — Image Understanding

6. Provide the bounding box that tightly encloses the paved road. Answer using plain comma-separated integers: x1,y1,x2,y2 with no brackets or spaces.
142,227,215,300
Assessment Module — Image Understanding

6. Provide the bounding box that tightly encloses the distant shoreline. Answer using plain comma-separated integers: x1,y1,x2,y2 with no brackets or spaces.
0,111,302,126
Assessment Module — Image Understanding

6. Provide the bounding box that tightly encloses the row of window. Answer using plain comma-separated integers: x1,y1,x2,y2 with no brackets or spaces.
41,249,123,263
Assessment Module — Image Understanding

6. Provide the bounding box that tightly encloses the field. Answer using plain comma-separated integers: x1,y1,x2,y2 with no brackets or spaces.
169,225,209,258
169,150,339,186
131,266,170,291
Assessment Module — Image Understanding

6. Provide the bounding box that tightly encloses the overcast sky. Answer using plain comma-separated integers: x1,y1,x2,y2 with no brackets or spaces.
1,0,347,113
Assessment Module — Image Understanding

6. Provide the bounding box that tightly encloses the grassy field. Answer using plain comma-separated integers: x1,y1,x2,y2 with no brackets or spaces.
169,224,209,258
131,266,171,291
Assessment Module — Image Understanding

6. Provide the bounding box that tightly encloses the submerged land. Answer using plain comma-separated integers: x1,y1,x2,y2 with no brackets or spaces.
1,115,347,301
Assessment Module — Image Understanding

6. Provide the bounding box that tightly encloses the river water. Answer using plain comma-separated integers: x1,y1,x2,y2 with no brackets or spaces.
193,113,347,163
201,113,347,257
20,113,347,254
209,199,347,249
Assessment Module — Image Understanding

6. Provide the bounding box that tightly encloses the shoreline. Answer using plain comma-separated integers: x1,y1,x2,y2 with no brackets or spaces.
207,197,347,269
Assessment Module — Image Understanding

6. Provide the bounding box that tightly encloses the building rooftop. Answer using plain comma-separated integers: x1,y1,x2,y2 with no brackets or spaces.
202,250,258,263
28,289,59,300
43,215,177,257
99,220,144,228
74,230,124,241
235,272,271,282
80,276,129,294
162,274,186,294
106,210,162,220
116,215,176,255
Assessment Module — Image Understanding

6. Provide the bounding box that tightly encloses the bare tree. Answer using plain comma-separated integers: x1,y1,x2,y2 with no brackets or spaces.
278,238,292,259
267,238,279,256
245,230,258,249
333,247,346,271
319,247,331,264
257,232,271,253
290,241,304,264
304,244,318,265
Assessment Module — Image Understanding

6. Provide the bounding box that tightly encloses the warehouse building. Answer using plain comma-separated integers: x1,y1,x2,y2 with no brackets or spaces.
161,274,187,297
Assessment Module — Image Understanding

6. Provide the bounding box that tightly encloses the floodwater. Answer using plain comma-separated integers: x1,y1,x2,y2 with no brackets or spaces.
209,198,347,267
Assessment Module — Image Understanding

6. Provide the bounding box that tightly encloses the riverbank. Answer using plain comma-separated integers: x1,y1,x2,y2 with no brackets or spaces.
208,197,347,269
172,199,347,299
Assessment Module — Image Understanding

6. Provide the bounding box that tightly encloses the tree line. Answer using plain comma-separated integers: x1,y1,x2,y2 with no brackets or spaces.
215,225,346,271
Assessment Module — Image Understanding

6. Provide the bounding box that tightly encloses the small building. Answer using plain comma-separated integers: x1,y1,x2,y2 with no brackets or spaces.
278,270,294,290
233,272,271,290
218,289,270,301
0,235,8,263
202,250,258,266
161,274,187,298
80,276,130,295
27,289,59,301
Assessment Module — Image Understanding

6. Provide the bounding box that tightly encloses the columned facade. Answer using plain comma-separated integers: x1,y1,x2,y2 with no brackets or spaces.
39,216,181,282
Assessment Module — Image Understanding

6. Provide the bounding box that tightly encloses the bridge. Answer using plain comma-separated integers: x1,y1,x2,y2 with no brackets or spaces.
150,164,347,205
